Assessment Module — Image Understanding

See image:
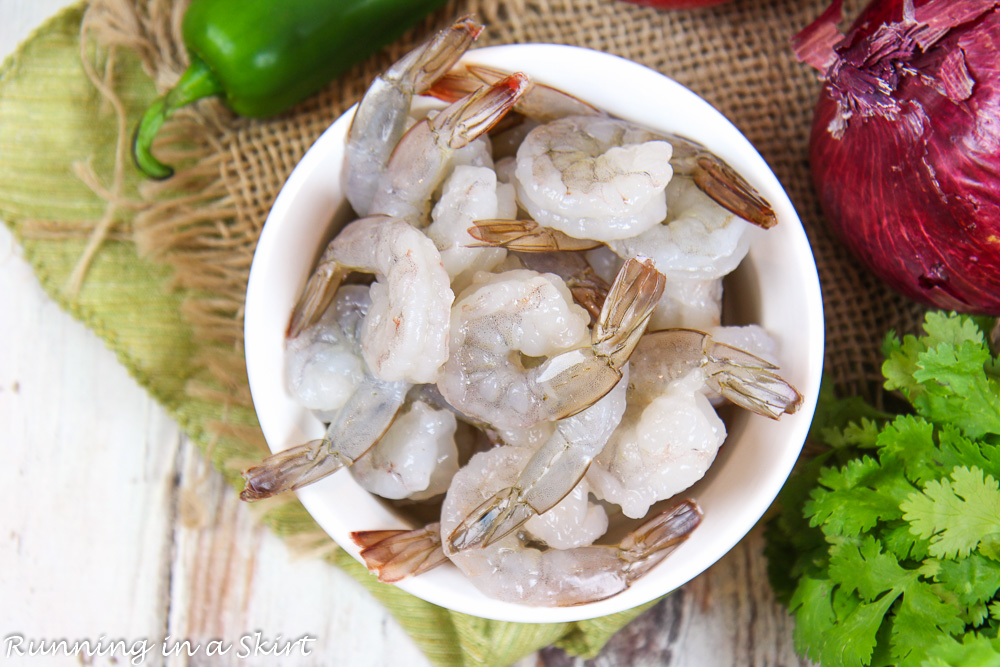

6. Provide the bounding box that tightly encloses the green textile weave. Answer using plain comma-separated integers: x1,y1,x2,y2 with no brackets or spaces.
0,5,654,665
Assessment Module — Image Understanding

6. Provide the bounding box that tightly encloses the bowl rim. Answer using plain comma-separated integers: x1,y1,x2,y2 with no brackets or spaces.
245,42,825,623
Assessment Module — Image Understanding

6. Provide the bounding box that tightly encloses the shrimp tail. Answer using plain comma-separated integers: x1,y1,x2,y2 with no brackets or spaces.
240,439,351,501
466,219,602,252
702,340,803,419
619,498,703,583
433,72,532,150
287,243,350,338
404,17,483,92
350,523,448,583
446,486,536,551
691,155,777,229
426,69,482,104
569,282,609,323
593,257,666,367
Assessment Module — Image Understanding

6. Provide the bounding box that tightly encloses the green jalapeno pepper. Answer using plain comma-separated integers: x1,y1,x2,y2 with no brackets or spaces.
133,0,448,179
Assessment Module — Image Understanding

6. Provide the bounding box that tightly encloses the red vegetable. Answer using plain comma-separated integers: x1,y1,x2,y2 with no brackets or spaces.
620,0,731,8
794,0,1000,314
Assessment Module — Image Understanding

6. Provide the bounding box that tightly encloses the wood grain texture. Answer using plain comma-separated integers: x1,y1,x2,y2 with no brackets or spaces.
0,2,813,665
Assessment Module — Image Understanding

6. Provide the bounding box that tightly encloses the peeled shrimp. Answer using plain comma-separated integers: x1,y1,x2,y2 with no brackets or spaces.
437,256,665,431
242,286,410,501
648,278,723,331
284,285,370,416
441,445,703,606
523,479,609,549
514,115,674,242
426,165,509,284
349,399,459,501
587,370,726,520
292,215,454,383
629,328,802,419
433,66,776,229
666,135,776,229
446,364,628,551
586,328,801,518
370,73,529,225
467,219,607,318
608,175,753,280
344,17,482,216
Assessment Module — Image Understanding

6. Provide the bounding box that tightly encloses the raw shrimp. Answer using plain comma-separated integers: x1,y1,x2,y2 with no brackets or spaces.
586,370,726,519
585,245,625,285
343,16,482,216
241,286,410,501
426,165,509,283
514,115,674,242
666,135,776,229
608,175,753,281
463,218,728,327
648,278,723,332
586,328,801,518
523,479,609,550
291,215,454,383
441,445,703,606
463,216,731,327
433,66,776,228
446,365,628,551
629,328,802,419
349,399,459,501
370,73,529,225
467,219,608,318
284,285,370,416
436,256,665,431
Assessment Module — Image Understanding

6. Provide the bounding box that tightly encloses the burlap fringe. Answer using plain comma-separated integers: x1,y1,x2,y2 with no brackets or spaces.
73,0,343,551
77,0,266,452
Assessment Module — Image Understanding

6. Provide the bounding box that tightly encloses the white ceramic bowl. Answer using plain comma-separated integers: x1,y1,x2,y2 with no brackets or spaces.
245,44,824,623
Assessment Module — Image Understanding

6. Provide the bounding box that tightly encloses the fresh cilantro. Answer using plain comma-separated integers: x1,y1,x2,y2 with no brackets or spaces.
767,313,1000,667
902,467,1000,560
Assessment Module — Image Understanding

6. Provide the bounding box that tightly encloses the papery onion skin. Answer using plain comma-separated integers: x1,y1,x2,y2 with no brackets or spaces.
802,0,1000,314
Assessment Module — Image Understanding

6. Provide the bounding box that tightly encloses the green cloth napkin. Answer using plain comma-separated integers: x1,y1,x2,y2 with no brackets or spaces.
0,6,655,665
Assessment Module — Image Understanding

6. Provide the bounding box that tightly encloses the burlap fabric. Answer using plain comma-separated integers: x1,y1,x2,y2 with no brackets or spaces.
0,0,927,664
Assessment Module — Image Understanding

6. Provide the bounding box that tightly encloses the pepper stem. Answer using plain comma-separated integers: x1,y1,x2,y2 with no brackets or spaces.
132,56,223,179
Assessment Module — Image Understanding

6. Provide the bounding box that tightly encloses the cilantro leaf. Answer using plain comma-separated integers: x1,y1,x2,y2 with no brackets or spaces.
921,632,1000,667
882,312,1000,439
912,341,1000,438
822,594,896,667
921,310,988,349
828,536,912,602
805,457,912,537
933,554,1000,608
789,575,837,663
873,415,938,485
889,578,965,666
901,467,1000,560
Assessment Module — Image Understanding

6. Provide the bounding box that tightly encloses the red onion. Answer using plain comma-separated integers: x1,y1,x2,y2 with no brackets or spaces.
794,0,1000,314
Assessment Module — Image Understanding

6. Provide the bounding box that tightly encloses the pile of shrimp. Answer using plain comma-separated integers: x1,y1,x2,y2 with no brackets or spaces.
240,17,803,608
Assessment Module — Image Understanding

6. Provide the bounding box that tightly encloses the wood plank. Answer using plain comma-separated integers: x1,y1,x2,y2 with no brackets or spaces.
0,221,179,655
538,529,813,666
164,441,433,666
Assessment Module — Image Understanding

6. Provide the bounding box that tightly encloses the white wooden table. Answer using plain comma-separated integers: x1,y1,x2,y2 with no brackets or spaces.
0,2,811,665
